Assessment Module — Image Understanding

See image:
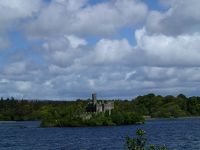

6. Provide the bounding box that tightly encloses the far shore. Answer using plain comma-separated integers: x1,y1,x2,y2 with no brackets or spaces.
0,116,200,126
0,121,17,123
145,116,200,121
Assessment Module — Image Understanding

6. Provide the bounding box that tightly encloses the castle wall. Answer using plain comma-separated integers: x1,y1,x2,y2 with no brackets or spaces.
96,104,103,112
103,102,114,112
86,94,114,114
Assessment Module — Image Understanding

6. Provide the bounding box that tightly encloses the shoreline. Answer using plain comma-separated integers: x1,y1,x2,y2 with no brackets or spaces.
145,116,200,121
1,116,200,127
0,121,17,123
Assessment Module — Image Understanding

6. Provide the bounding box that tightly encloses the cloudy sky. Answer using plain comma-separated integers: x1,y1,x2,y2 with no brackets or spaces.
0,0,200,100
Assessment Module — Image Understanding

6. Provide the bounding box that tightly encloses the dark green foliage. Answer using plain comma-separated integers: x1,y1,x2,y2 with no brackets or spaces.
41,108,144,127
133,94,196,118
0,98,87,122
37,95,142,127
110,110,144,125
1,93,200,127
125,129,167,150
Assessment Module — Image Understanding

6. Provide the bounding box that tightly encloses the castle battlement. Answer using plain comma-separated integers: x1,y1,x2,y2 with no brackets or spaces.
86,93,114,114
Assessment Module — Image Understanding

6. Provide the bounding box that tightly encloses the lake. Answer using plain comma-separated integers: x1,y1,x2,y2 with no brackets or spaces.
0,118,200,150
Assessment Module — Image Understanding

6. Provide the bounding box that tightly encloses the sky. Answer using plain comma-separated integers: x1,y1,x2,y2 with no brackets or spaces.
0,0,200,100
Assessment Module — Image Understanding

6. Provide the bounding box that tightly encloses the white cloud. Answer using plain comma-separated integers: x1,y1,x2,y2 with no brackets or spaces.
146,0,200,35
125,70,136,80
4,61,26,75
92,38,133,64
27,0,148,37
1,0,200,99
0,0,43,50
15,81,31,92
135,28,200,66
75,0,148,35
0,0,42,32
66,35,87,49
42,35,87,67
0,79,10,84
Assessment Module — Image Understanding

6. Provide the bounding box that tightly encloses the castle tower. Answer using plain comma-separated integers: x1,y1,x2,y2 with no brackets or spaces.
86,93,114,114
92,93,97,104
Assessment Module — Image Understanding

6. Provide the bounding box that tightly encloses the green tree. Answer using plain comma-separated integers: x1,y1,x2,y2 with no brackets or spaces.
125,129,167,150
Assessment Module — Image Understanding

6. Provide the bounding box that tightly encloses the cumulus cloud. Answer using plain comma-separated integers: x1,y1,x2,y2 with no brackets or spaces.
1,0,200,99
92,38,133,65
4,61,27,75
27,0,148,37
0,0,43,50
146,0,200,35
0,0,42,32
66,35,87,49
135,28,200,66
15,81,32,92
42,35,87,67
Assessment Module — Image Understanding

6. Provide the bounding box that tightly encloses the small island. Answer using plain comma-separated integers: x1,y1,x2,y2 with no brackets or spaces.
41,93,144,127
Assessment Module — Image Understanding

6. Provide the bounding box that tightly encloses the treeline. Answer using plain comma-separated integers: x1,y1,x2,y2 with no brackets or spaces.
132,93,200,118
1,93,200,127
0,97,79,121
0,97,143,127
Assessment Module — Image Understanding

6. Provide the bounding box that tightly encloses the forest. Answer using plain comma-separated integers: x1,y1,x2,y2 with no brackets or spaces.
0,93,200,127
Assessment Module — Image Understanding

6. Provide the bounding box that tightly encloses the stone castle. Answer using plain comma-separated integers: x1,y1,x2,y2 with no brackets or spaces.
86,93,114,114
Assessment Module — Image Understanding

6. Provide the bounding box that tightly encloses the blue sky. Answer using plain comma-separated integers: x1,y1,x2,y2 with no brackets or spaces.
1,0,200,100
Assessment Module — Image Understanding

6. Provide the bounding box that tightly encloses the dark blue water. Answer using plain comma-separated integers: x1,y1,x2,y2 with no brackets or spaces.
0,118,200,150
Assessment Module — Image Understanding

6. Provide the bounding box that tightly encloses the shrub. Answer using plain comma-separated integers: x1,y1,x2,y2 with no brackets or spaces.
125,129,168,150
